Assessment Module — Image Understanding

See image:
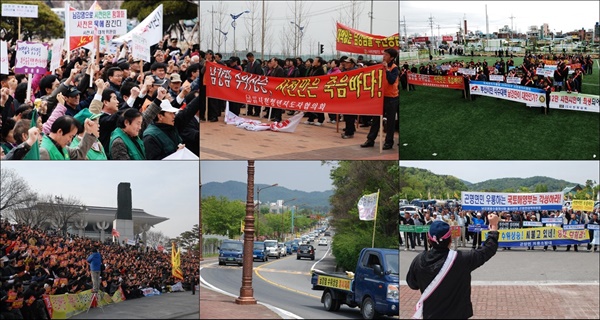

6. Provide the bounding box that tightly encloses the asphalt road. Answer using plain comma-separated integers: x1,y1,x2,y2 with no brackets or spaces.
399,245,600,283
200,236,365,319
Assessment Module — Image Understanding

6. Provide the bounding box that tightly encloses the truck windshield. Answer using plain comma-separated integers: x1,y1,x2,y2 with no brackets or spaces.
253,243,264,250
264,242,277,248
221,242,243,251
385,253,399,275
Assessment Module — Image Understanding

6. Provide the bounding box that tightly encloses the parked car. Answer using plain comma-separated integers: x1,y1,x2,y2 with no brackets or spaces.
284,241,294,255
297,244,315,260
218,240,243,266
264,240,280,259
318,238,328,246
399,205,421,216
253,241,268,262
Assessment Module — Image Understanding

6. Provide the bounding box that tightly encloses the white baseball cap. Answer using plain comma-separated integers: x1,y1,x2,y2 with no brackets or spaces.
160,100,179,113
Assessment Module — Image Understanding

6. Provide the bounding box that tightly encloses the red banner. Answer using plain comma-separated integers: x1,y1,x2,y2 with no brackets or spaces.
412,37,429,43
407,72,464,90
204,61,385,116
336,22,398,55
442,36,453,42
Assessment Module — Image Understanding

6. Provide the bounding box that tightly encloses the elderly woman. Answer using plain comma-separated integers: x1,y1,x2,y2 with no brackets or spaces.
109,108,146,160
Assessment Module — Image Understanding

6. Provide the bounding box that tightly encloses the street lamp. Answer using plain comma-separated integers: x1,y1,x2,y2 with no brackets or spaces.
216,28,228,55
236,160,257,305
290,21,305,57
231,10,250,56
256,183,278,240
280,198,296,241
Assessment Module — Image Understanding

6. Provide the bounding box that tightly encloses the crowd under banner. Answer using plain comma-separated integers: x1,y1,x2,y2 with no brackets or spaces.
406,73,464,90
335,22,399,55
461,191,563,211
204,60,385,116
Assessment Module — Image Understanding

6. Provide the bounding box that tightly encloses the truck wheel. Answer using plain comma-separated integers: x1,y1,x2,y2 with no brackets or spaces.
323,291,340,311
361,296,379,319
218,261,224,266
297,256,300,260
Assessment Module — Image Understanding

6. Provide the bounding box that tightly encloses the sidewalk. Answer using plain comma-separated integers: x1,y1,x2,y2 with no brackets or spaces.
200,112,398,160
199,258,281,319
400,283,600,319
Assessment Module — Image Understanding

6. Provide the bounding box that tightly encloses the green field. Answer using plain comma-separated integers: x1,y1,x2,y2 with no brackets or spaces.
399,56,600,160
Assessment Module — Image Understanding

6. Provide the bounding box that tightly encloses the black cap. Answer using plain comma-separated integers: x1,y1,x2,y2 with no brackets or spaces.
65,86,81,97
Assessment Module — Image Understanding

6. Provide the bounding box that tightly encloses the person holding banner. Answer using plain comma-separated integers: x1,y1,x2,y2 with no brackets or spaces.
406,214,499,319
587,213,599,252
565,213,580,252
471,212,486,250
360,48,399,150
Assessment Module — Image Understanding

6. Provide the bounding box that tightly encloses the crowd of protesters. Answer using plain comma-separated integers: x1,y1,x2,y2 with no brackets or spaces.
399,204,600,253
198,48,400,150
0,220,198,319
0,35,200,160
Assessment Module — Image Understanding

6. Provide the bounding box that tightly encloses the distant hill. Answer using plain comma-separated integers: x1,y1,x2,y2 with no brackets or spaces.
469,176,580,192
202,181,332,210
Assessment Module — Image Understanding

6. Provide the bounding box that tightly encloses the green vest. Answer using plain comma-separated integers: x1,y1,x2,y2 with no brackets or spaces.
71,135,107,160
41,135,69,160
1,143,12,155
109,128,146,160
142,124,182,157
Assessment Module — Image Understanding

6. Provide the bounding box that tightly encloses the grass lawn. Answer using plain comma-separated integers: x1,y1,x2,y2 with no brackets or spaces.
399,55,600,160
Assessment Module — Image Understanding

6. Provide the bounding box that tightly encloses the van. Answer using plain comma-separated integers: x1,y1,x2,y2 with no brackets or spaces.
264,239,280,259
218,240,243,266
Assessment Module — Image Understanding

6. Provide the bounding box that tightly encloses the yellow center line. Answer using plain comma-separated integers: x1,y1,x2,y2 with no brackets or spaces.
254,259,322,299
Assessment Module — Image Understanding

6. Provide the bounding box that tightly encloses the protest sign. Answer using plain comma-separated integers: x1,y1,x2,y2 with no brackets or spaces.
522,221,543,227
407,73,464,90
499,221,521,229
0,41,8,74
204,60,385,116
535,67,554,77
468,225,489,233
458,68,476,76
469,81,546,107
1,4,38,18
450,226,461,238
489,74,505,82
549,92,599,113
14,41,49,75
541,217,563,224
461,191,563,211
68,9,127,37
482,226,590,247
506,76,521,84
131,33,150,62
571,200,595,211
335,22,398,55
50,39,64,73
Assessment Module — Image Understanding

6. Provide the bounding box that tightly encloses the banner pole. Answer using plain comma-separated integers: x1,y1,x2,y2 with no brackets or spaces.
379,115,383,153
18,17,21,41
335,114,339,133
205,96,209,120
372,189,380,248
26,74,32,104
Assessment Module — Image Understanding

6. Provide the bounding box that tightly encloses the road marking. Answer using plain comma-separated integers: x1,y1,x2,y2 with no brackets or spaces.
200,263,304,319
256,268,311,276
400,280,600,286
310,246,332,272
255,260,323,300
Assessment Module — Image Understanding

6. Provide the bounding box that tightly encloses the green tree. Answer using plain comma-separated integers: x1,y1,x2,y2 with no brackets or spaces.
121,0,197,34
174,224,199,253
201,196,246,238
534,184,548,192
0,1,64,42
329,161,399,271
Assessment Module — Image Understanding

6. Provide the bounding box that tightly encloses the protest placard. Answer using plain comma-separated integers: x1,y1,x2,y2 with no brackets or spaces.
1,4,38,18
50,39,64,73
131,33,150,62
14,41,49,75
0,41,8,74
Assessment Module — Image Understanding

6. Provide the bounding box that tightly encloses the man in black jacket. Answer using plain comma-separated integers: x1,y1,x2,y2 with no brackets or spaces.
244,52,264,117
406,214,499,319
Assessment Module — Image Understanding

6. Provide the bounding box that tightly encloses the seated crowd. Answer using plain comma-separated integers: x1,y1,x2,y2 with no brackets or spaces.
0,220,198,319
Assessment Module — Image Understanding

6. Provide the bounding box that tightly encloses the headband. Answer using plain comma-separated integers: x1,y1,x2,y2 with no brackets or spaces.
427,229,452,244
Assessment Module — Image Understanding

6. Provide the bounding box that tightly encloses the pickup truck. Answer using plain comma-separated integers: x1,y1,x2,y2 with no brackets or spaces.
310,248,399,319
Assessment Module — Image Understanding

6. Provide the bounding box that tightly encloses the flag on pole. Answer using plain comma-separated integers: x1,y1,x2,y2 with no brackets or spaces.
171,242,184,280
111,229,120,238
240,219,245,233
21,109,39,160
358,192,379,221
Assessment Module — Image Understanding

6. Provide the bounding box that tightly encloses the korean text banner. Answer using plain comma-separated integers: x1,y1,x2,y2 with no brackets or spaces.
407,73,464,90
571,200,595,211
549,92,599,113
68,10,127,37
461,191,563,211
14,41,49,75
336,22,398,55
481,226,590,247
469,81,546,107
204,61,385,116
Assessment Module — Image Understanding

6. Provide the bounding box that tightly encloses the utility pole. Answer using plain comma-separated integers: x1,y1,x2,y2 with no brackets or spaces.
261,0,265,61
509,14,515,39
208,6,217,50
428,14,435,53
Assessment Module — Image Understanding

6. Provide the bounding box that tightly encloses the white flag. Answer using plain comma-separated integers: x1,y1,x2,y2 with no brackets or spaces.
358,192,379,221
113,4,163,46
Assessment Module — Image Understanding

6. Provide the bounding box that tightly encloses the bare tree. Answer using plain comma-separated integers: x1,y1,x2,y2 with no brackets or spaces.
287,0,312,57
145,230,171,249
9,193,53,229
214,1,229,55
36,195,85,235
244,0,261,53
344,0,364,29
0,168,37,221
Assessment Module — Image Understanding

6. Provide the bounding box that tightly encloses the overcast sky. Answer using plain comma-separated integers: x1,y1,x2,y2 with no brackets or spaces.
1,162,198,239
400,1,599,38
401,161,600,185
198,0,399,57
201,161,336,192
